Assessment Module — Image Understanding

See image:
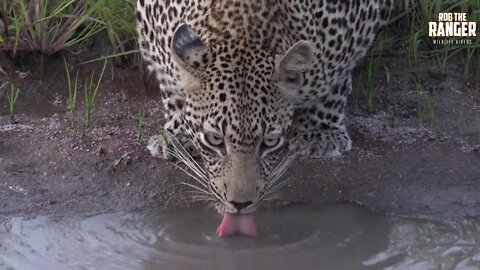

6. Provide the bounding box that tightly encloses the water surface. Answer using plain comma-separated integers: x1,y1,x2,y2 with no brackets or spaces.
1,205,479,270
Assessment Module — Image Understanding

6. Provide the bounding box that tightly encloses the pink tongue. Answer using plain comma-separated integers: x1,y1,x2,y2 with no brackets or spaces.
217,213,257,237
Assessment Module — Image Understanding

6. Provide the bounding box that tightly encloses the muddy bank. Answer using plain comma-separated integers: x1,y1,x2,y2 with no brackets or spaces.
0,54,479,219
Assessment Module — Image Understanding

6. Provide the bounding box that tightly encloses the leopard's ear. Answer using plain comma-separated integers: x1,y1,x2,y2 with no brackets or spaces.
171,24,209,74
274,41,314,103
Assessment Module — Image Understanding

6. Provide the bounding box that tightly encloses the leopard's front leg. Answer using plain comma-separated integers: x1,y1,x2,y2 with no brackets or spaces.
148,84,193,160
289,77,353,159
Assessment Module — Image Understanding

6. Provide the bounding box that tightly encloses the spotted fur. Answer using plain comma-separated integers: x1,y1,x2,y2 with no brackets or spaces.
137,0,393,214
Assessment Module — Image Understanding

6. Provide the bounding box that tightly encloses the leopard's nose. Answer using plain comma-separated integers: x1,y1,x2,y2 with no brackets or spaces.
230,201,253,211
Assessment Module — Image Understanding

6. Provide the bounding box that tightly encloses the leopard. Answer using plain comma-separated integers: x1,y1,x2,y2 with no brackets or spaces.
136,0,393,216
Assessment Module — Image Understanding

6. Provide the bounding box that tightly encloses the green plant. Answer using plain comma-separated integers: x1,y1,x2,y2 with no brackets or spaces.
385,109,395,126
80,49,140,64
352,74,362,112
404,17,422,65
364,35,388,112
83,59,107,130
135,110,146,143
415,81,424,126
64,57,79,127
88,0,136,55
157,128,174,161
7,84,20,123
437,43,450,75
365,54,382,112
0,0,104,56
415,80,434,126
343,0,480,123
476,53,480,92
464,47,477,80
1,0,137,59
387,0,480,77
425,94,434,123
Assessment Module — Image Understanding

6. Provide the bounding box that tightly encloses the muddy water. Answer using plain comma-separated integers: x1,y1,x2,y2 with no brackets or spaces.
0,205,479,270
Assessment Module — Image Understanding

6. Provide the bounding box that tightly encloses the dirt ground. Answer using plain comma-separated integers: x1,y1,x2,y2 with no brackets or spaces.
0,51,479,219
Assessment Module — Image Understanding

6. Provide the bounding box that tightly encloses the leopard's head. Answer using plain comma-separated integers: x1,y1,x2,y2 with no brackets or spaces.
171,24,314,214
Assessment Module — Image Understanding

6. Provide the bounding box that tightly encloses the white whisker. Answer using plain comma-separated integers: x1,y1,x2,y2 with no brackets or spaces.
191,195,215,202
266,179,289,195
172,162,209,189
268,151,294,186
166,130,206,175
166,148,208,182
165,144,206,176
160,132,217,202
186,190,214,199
262,193,282,201
181,181,210,194
270,160,291,184
269,149,293,180
171,147,206,178
260,149,295,201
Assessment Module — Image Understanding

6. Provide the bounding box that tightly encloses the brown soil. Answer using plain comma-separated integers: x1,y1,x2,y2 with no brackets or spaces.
0,51,479,219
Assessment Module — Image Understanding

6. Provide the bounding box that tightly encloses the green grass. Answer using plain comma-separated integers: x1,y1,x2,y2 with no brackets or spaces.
415,80,435,126
464,46,477,80
355,32,389,113
352,75,362,112
135,110,147,143
0,0,103,56
357,0,480,114
89,0,136,55
83,59,107,130
64,57,79,127
404,17,422,65
386,0,480,69
79,49,140,66
366,33,388,112
0,0,135,56
477,53,480,91
7,84,20,123
366,54,379,112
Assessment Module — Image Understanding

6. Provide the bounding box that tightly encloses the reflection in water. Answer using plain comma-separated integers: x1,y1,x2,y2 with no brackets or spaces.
0,205,479,270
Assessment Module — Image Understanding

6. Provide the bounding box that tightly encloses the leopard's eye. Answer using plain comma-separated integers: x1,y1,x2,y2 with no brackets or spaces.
205,132,224,147
263,136,281,148
260,134,284,156
285,74,301,84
